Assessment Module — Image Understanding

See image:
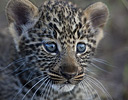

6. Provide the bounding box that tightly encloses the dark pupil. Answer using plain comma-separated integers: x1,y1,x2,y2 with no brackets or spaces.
77,43,86,53
45,43,57,52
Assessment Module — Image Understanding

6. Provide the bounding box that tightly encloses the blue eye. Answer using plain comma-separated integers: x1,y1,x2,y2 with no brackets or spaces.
77,42,86,53
44,42,58,53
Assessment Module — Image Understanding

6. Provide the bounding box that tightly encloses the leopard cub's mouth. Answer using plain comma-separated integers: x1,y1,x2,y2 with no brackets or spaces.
47,69,85,92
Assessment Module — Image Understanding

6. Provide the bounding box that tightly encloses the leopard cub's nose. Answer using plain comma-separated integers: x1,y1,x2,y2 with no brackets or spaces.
60,71,77,79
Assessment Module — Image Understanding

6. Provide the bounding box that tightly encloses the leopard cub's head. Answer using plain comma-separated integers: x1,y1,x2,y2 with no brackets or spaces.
6,0,109,92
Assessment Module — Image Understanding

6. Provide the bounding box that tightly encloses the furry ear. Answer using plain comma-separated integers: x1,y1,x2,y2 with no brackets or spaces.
84,2,109,28
83,2,109,45
6,0,39,51
6,0,39,34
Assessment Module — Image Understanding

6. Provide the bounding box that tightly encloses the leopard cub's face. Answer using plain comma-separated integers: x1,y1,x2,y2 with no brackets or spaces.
6,0,109,92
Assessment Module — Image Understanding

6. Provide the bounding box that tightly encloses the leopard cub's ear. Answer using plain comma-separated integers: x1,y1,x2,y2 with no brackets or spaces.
84,2,109,28
83,2,109,45
6,0,39,51
6,0,39,34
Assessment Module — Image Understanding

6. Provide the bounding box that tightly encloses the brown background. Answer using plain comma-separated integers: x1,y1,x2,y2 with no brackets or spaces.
0,0,128,100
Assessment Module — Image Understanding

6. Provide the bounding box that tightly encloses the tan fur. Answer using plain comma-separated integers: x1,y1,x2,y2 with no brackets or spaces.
83,2,109,45
84,2,109,28
6,0,39,23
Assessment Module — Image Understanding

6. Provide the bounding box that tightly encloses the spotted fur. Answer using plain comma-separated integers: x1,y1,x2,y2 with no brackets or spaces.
0,0,111,100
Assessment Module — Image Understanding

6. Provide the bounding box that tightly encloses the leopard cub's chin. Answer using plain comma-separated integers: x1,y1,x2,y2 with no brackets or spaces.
52,84,75,92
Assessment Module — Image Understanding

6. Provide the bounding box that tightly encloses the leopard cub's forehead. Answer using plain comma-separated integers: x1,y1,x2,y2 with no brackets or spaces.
40,0,84,26
33,0,87,43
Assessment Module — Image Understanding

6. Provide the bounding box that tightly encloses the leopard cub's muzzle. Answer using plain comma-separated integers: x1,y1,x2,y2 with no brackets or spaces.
48,54,85,85
59,61,85,84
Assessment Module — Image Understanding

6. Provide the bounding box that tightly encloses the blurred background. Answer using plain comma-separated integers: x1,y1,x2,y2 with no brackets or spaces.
0,0,128,100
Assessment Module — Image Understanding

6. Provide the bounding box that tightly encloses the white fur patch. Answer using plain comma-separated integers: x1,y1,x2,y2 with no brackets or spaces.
52,84,75,92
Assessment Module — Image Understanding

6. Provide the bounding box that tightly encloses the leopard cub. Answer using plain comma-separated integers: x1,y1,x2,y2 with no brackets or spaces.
0,0,111,100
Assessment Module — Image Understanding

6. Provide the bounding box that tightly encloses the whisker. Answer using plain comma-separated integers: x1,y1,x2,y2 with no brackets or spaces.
85,81,95,99
86,67,96,75
13,74,46,100
84,80,101,100
45,81,52,100
0,58,25,71
41,80,50,99
15,68,33,76
14,62,25,72
21,76,48,100
79,82,88,97
79,83,88,97
94,58,109,63
86,75,108,92
51,81,56,95
92,58,115,68
87,78,111,100
90,63,109,73
27,71,35,81
80,81,93,99
41,80,51,100
87,78,105,93
86,75,113,100
31,78,49,100
9,62,26,75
